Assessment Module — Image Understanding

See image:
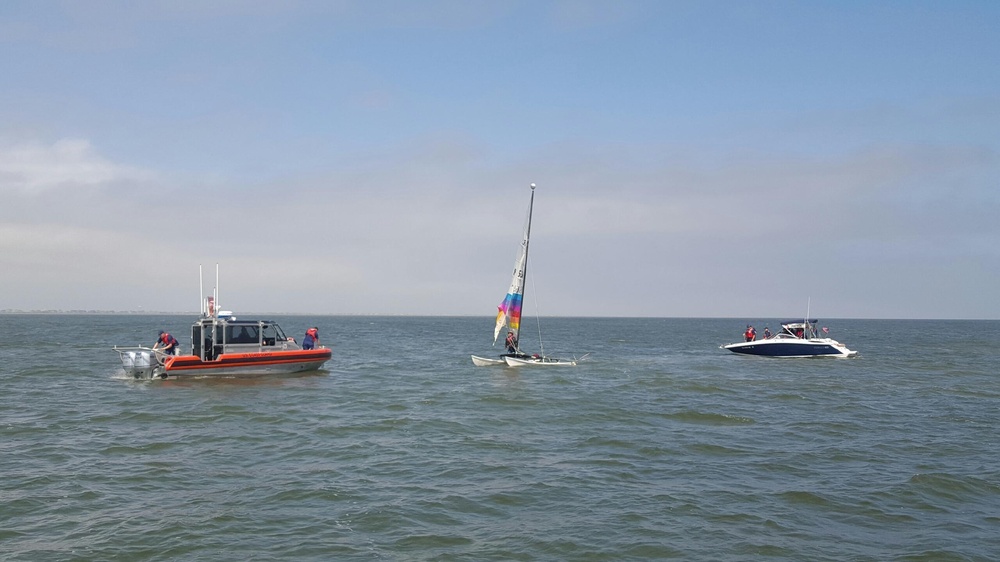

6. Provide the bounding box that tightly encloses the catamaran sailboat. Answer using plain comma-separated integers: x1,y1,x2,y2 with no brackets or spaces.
471,183,577,367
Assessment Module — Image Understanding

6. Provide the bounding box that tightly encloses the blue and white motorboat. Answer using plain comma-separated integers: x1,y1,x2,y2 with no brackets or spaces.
721,319,857,358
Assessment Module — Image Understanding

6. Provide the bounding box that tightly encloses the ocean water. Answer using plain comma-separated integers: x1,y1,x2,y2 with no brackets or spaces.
2,314,999,561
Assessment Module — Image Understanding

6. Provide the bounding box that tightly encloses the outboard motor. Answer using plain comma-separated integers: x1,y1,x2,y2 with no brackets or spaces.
122,351,136,371
133,351,156,379
117,348,158,379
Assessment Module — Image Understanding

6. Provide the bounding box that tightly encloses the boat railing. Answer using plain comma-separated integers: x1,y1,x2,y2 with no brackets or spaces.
113,344,174,359
218,338,304,353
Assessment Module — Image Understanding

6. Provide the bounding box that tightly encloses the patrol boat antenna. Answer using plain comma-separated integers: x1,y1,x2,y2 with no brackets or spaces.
198,263,221,318
199,264,204,316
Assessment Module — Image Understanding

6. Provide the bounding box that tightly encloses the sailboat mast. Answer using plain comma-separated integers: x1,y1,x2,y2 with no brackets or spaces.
521,182,535,316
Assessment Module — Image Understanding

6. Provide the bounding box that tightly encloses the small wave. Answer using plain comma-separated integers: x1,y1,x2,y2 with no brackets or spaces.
687,443,747,456
779,490,834,507
907,472,1000,502
664,410,755,425
394,534,474,549
895,549,985,561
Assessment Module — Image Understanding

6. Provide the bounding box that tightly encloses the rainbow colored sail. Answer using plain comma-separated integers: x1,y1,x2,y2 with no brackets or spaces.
493,277,525,344
492,188,533,345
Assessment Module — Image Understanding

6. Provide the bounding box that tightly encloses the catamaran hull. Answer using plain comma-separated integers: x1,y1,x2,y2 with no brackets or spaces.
504,355,577,367
722,339,857,358
472,353,533,367
471,355,504,366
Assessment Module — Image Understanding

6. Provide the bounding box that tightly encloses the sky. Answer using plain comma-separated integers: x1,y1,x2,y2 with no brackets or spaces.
1,0,998,319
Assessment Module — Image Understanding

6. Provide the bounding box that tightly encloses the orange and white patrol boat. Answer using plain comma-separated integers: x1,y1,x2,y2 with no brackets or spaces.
114,267,331,379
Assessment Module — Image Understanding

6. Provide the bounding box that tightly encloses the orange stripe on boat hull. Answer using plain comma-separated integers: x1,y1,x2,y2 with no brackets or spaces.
164,349,332,375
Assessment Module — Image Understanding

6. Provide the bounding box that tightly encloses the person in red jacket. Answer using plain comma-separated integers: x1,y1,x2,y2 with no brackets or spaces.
154,331,180,355
744,325,756,342
302,327,320,350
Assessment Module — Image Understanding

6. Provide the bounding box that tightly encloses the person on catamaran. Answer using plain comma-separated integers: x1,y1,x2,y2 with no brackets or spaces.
302,327,320,350
744,325,756,342
505,331,518,353
153,330,179,355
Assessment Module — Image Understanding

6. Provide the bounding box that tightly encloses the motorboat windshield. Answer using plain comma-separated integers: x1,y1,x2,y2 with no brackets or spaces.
779,319,819,339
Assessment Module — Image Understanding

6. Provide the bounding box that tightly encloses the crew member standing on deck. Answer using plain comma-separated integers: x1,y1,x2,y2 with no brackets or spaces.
302,327,320,350
153,330,179,355
744,325,756,342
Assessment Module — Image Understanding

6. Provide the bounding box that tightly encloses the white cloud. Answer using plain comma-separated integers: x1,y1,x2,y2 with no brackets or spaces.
0,128,996,317
0,139,149,193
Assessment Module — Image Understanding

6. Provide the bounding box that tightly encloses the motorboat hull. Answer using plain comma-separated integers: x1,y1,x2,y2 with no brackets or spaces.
722,338,857,358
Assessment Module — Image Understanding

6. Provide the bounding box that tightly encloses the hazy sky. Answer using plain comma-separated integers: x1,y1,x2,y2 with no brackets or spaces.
1,1,997,319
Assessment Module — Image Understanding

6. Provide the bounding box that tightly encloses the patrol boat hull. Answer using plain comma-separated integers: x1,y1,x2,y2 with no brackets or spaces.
162,348,332,377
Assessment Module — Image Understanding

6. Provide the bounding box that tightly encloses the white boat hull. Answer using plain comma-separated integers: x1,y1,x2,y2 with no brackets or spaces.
504,355,577,367
722,337,857,358
472,353,536,367
471,355,505,366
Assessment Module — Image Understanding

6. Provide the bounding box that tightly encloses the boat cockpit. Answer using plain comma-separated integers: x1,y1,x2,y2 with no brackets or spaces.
191,317,297,361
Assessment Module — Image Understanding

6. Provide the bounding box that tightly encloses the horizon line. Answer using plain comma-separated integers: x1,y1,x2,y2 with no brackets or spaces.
1,310,997,322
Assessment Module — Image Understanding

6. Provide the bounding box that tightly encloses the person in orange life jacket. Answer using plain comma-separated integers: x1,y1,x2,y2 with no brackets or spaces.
302,327,320,350
744,325,756,342
154,331,179,355
505,331,518,353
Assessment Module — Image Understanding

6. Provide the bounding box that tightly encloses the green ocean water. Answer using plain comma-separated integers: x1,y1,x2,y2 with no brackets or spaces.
2,314,999,561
